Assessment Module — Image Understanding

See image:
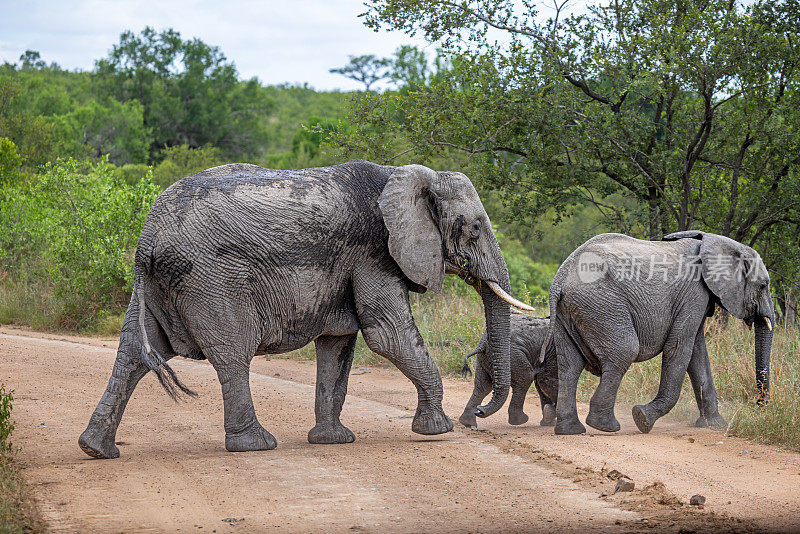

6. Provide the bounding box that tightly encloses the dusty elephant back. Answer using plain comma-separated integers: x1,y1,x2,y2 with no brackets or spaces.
133,160,397,356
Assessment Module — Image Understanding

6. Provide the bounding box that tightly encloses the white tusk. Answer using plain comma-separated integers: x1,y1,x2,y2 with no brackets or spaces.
764,317,773,331
485,280,537,312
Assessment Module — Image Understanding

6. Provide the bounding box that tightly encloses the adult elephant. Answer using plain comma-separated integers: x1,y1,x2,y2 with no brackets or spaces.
79,160,530,459
546,231,774,435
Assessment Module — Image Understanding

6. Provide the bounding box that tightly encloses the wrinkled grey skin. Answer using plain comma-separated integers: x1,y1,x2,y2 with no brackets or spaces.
459,316,558,428
78,160,513,459
547,232,774,435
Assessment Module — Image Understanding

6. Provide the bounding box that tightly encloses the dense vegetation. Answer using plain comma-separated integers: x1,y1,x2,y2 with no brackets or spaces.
334,0,800,318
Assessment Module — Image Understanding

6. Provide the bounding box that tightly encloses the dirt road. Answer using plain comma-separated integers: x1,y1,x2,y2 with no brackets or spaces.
2,327,799,532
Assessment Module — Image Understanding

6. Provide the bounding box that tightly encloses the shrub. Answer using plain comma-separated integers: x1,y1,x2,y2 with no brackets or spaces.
0,157,160,327
0,385,13,454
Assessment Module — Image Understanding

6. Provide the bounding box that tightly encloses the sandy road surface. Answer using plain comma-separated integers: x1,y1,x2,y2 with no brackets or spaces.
1,327,799,533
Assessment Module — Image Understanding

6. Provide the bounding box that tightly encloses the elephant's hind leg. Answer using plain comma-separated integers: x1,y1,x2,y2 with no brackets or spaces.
308,334,357,444
213,359,277,452
79,300,151,459
583,319,637,433
554,322,587,435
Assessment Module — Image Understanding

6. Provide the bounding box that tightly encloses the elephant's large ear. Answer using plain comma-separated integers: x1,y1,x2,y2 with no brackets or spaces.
698,234,748,319
378,164,444,293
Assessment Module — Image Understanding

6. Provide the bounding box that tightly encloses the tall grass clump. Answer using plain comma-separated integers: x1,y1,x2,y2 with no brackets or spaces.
0,384,43,533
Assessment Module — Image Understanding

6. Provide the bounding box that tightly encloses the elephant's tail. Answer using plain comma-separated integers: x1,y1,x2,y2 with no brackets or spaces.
462,332,488,377
540,279,562,364
136,283,196,401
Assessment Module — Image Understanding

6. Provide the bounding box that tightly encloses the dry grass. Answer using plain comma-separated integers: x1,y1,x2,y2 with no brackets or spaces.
0,453,44,534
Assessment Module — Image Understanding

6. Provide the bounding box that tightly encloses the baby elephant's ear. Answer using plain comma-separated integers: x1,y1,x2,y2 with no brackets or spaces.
698,234,749,319
378,165,445,293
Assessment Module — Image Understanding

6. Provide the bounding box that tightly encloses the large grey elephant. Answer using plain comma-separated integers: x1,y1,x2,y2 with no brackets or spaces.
546,231,774,435
79,160,532,459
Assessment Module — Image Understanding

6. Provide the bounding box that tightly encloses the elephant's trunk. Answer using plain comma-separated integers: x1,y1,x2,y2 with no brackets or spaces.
755,314,773,405
474,241,511,418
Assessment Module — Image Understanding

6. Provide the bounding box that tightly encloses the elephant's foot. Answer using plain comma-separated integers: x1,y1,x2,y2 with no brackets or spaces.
459,409,477,428
508,410,529,426
695,412,728,429
585,409,621,433
307,422,356,444
554,417,586,435
540,404,556,427
78,427,120,459
412,407,454,435
225,421,277,452
632,405,657,434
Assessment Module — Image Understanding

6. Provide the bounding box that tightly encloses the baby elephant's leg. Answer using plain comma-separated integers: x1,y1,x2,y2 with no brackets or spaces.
534,380,556,426
508,365,533,426
459,363,491,428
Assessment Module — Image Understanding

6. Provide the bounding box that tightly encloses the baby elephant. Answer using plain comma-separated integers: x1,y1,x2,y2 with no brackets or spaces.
459,316,558,428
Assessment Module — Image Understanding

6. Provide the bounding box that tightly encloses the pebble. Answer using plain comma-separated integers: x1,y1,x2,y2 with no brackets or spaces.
690,494,706,506
614,477,635,493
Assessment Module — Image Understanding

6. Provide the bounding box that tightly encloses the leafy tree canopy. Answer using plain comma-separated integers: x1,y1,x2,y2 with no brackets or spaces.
333,0,800,290
96,27,273,161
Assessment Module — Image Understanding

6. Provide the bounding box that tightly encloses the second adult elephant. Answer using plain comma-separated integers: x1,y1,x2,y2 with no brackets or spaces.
79,160,530,459
547,232,774,435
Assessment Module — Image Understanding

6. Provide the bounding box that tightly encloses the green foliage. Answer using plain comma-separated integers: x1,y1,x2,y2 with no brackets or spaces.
0,385,13,454
1,158,159,327
494,228,556,303
0,138,23,188
96,27,273,161
151,144,222,188
0,75,54,166
341,0,800,292
52,99,150,164
330,55,392,91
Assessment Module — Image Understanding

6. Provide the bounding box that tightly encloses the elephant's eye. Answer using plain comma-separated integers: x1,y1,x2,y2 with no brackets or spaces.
469,219,482,239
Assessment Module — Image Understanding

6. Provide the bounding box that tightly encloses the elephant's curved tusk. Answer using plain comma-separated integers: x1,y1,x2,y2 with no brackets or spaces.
485,280,537,312
764,316,773,331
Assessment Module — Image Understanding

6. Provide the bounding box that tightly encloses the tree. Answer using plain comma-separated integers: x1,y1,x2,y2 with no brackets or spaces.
96,27,272,161
334,0,800,291
330,54,392,90
18,50,45,70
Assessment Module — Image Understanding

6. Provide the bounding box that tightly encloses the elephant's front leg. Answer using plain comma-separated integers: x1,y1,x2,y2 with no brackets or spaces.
687,327,727,429
308,334,357,444
354,274,453,436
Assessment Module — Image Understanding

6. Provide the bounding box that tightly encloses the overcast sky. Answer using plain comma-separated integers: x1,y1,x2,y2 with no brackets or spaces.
0,0,438,91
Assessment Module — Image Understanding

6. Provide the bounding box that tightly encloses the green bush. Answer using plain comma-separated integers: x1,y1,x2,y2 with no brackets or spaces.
0,157,159,327
0,385,13,454
152,144,222,188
